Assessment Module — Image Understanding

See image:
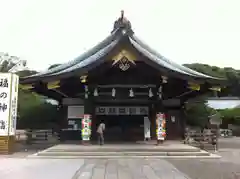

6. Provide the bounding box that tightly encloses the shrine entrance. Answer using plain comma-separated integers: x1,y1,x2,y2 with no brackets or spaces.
95,106,148,142
20,12,225,143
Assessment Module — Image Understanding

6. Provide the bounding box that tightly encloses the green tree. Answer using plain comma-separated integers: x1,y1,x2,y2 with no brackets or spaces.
16,63,60,129
184,63,240,97
185,95,217,127
0,52,27,72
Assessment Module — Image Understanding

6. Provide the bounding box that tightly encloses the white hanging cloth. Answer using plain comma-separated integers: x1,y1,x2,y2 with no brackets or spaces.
112,88,116,97
149,88,153,98
129,88,134,97
93,88,98,96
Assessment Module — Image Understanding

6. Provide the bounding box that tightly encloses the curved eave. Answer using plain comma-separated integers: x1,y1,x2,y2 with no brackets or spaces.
20,29,120,83
130,34,226,84
20,26,228,86
20,37,121,84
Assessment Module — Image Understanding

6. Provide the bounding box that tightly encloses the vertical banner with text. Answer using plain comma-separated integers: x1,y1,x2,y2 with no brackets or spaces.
81,114,92,141
9,74,19,135
0,73,19,136
156,113,166,141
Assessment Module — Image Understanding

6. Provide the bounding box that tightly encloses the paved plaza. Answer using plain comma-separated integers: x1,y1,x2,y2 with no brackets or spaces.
0,137,239,179
0,157,239,179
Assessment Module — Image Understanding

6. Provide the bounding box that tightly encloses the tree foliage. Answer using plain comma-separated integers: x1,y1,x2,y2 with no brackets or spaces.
218,108,240,126
16,69,59,129
0,53,60,129
184,63,240,96
0,52,27,72
185,95,217,127
184,63,240,126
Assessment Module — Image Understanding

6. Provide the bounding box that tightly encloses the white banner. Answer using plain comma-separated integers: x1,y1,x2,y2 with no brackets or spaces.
9,74,19,135
95,106,148,115
144,116,151,139
0,73,12,136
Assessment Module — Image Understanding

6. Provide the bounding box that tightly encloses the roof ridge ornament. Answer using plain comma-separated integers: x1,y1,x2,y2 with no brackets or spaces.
112,10,133,34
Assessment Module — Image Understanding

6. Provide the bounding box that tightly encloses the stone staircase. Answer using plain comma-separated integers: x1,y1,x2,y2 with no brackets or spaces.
28,143,221,159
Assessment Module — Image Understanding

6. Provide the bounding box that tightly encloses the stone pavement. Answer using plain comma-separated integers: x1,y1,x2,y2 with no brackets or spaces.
0,158,190,179
167,137,240,179
0,137,239,179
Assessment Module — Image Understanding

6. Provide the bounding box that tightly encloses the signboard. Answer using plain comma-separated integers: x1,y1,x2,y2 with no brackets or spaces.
9,74,19,135
0,73,19,136
68,106,84,119
210,118,222,125
0,73,11,136
95,106,148,115
81,114,92,141
209,113,222,125
156,113,166,140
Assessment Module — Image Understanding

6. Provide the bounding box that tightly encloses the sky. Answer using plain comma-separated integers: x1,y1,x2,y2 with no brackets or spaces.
207,99,240,109
0,0,240,72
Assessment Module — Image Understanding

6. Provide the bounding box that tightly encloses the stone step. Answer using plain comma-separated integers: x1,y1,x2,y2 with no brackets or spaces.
45,148,201,153
36,151,210,157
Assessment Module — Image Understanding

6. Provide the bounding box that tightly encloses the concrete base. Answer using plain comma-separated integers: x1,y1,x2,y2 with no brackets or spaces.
28,141,221,159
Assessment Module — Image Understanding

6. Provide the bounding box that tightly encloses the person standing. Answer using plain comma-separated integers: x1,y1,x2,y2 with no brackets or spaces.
97,121,105,145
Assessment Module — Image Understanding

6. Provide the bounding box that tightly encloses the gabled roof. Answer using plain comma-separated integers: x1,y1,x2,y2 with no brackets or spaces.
20,13,225,85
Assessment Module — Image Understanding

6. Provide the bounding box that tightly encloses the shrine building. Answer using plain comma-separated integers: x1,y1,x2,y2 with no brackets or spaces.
20,12,225,142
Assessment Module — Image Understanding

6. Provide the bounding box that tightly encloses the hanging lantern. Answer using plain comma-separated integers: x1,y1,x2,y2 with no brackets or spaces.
93,88,98,97
158,86,162,99
149,88,153,98
161,76,168,83
112,88,116,97
159,93,162,99
158,86,162,93
129,88,134,97
80,75,87,83
84,85,88,99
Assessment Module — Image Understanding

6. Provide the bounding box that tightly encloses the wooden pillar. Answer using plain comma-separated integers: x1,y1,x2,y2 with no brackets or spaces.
150,103,157,140
58,103,68,142
180,101,187,140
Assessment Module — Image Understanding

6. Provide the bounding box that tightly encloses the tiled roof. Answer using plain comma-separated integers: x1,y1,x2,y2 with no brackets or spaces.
20,16,225,84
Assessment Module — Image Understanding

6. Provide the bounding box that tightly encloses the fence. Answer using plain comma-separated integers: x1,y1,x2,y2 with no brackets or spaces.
220,129,233,137
15,130,60,144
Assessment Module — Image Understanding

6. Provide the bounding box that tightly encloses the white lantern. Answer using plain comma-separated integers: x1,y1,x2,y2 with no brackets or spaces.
84,85,88,99
149,88,153,98
162,76,168,83
158,86,162,93
129,88,134,97
159,93,162,99
93,88,98,96
112,88,116,97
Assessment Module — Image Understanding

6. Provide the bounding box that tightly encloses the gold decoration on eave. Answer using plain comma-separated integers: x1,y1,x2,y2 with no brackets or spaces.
80,75,87,83
47,81,60,89
209,86,221,92
20,84,33,90
188,82,200,91
112,49,136,71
